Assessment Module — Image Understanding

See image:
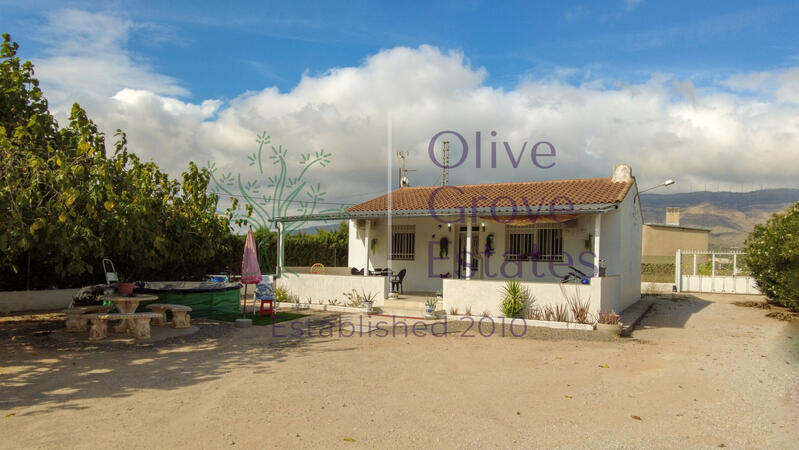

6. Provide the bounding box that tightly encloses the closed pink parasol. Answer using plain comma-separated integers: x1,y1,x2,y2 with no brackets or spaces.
241,227,262,313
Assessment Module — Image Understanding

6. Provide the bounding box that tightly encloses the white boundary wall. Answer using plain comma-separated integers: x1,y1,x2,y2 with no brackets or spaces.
1,289,76,313
680,275,760,294
443,276,623,317
276,273,387,307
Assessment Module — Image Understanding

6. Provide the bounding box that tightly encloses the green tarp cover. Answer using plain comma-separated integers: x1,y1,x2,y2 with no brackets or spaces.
135,284,241,317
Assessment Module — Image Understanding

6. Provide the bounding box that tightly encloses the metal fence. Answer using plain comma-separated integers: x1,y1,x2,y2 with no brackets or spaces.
675,250,759,294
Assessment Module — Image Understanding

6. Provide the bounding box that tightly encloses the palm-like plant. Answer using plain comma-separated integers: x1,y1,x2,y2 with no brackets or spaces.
500,279,527,318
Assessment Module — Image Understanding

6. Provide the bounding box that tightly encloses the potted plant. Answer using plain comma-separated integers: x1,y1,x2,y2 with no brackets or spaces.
116,274,135,296
596,310,622,335
362,290,377,315
424,297,438,319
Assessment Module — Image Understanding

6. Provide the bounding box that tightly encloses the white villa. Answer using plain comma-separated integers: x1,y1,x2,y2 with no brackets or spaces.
274,164,642,317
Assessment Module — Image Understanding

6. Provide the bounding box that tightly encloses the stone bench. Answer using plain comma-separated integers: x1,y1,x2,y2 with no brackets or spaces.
83,313,162,340
145,304,192,329
63,305,113,332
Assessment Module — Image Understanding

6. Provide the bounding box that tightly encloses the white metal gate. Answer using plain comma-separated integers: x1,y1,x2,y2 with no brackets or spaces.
675,250,761,294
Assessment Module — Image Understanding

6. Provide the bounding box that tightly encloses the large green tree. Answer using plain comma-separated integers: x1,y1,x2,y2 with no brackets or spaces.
0,33,239,289
744,201,799,312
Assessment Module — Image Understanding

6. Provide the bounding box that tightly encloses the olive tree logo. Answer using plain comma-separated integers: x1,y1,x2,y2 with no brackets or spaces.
206,131,348,272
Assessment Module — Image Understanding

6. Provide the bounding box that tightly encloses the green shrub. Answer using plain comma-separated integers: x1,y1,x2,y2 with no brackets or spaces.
274,286,289,302
500,279,527,318
744,202,799,312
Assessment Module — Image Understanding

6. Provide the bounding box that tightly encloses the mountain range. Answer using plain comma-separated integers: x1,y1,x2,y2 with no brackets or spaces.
640,188,799,248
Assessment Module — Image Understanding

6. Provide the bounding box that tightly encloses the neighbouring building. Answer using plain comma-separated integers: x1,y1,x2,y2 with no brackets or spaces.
642,207,710,262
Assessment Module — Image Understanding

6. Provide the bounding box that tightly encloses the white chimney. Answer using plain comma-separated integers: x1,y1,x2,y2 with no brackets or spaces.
666,207,680,225
611,164,633,182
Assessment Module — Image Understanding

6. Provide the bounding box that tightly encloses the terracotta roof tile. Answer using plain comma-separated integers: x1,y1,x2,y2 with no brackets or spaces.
347,177,634,212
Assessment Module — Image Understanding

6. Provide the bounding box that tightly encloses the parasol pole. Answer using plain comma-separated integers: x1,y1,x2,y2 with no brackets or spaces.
242,283,247,317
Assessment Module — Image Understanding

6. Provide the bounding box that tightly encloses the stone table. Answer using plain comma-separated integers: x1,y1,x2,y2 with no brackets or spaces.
98,294,158,334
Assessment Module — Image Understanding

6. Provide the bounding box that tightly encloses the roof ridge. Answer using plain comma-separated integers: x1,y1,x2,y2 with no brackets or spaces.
347,177,635,212
391,176,621,192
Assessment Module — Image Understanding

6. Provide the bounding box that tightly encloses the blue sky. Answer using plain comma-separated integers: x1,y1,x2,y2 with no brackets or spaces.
4,0,797,101
2,1,798,196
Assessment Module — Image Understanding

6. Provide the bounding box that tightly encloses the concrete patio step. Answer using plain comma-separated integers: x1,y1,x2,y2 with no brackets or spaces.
619,298,655,336
376,302,440,318
383,297,436,307
376,306,427,318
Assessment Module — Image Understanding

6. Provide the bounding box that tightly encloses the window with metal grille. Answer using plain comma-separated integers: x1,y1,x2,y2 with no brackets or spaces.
504,224,563,261
391,225,415,260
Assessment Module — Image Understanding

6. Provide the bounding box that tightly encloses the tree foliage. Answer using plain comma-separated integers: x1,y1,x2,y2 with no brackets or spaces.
744,201,799,312
244,222,348,274
0,34,238,290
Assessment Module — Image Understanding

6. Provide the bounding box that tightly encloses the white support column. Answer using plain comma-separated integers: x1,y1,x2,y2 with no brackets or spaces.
593,213,601,277
733,254,738,277
693,253,697,276
277,222,285,277
465,216,472,280
364,220,371,276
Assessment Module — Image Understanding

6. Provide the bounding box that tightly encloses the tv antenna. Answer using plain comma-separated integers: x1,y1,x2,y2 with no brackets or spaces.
440,140,450,186
396,151,415,188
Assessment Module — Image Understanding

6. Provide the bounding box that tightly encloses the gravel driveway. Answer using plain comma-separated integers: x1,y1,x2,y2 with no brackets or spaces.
1,293,796,448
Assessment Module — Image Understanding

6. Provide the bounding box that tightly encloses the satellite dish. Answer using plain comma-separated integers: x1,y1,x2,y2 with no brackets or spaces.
400,176,409,187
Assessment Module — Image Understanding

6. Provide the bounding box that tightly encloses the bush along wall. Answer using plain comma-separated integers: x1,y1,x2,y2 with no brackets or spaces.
744,201,799,312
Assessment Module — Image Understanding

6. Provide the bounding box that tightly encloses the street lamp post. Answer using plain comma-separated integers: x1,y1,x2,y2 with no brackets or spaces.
639,179,675,194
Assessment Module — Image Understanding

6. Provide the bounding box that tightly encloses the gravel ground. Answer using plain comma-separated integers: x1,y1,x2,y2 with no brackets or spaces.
1,293,797,448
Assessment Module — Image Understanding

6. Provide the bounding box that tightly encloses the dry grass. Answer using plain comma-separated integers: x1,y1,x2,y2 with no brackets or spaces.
732,300,771,309
765,311,797,321
598,310,620,325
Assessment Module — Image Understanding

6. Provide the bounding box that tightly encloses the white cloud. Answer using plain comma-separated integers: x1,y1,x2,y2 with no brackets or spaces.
32,9,187,115
29,9,799,211
722,68,799,104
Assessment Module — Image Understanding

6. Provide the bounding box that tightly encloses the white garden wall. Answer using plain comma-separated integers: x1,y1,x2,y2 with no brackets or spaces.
276,273,387,306
680,275,760,294
443,277,621,318
0,289,76,313
285,266,352,276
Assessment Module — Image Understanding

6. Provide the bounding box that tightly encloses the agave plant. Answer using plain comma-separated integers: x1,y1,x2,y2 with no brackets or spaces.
552,304,571,322
560,283,593,324
525,306,544,320
500,279,528,318
361,290,377,303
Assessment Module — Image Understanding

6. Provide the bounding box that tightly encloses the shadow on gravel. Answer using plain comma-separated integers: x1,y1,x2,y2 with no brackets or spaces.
0,311,343,415
636,295,712,329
